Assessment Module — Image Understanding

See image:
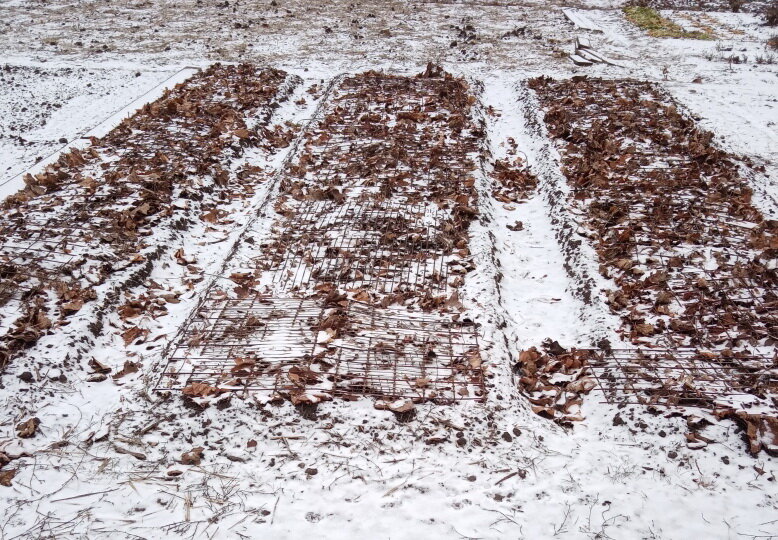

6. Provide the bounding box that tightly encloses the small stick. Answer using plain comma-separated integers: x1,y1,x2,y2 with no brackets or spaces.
495,471,519,486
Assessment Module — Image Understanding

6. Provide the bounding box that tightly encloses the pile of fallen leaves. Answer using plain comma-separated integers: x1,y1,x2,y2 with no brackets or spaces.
721,411,778,455
528,76,777,453
490,154,538,204
529,76,776,353
516,341,595,425
0,64,294,372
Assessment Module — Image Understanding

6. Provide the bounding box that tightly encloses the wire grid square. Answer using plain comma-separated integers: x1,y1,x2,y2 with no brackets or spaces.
158,296,484,403
588,348,777,407
270,199,452,294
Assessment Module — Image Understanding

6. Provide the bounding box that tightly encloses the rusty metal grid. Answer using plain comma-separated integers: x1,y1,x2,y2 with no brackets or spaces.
270,199,452,294
157,296,485,403
0,193,119,303
156,71,486,405
587,348,777,407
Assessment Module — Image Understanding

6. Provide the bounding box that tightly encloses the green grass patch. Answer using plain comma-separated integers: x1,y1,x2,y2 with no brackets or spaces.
622,6,713,40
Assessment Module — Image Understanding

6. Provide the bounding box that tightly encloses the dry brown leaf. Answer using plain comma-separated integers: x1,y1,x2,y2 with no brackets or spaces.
181,447,204,465
113,361,140,380
121,327,149,347
182,382,221,397
0,469,17,487
61,299,84,314
16,417,40,439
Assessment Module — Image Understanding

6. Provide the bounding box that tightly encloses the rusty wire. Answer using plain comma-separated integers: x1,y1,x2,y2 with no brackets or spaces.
159,69,486,404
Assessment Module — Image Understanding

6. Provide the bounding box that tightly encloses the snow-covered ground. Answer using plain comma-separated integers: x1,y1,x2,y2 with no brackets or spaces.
0,1,776,538
0,64,186,193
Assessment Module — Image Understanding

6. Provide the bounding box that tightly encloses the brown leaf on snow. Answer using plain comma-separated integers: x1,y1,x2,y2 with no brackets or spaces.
566,377,596,393
634,323,655,337
0,469,17,487
465,349,482,369
182,382,221,397
16,417,40,439
231,357,257,376
387,398,415,413
726,412,778,456
89,358,111,374
122,326,149,347
289,391,330,405
174,248,195,265
79,176,98,190
61,299,84,314
518,344,596,423
118,303,143,320
352,289,372,302
113,360,140,380
518,347,541,376
288,366,321,386
234,285,253,299
201,209,221,223
531,405,556,418
181,447,205,465
229,272,253,284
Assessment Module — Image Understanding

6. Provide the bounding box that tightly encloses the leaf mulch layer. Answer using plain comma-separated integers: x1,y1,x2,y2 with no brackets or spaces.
162,64,494,410
264,65,483,306
524,76,776,455
0,63,297,374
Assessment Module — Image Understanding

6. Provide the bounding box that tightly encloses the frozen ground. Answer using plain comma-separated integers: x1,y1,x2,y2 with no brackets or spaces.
0,0,777,539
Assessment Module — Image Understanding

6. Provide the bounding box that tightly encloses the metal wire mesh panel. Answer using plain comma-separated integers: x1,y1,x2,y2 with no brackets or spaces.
270,200,451,294
0,64,293,369
0,197,119,310
588,348,777,408
157,70,486,406
160,296,325,392
529,77,777,352
330,302,483,401
158,296,484,403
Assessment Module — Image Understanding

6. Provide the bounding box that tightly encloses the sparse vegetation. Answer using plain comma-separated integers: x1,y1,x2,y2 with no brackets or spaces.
623,6,714,39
